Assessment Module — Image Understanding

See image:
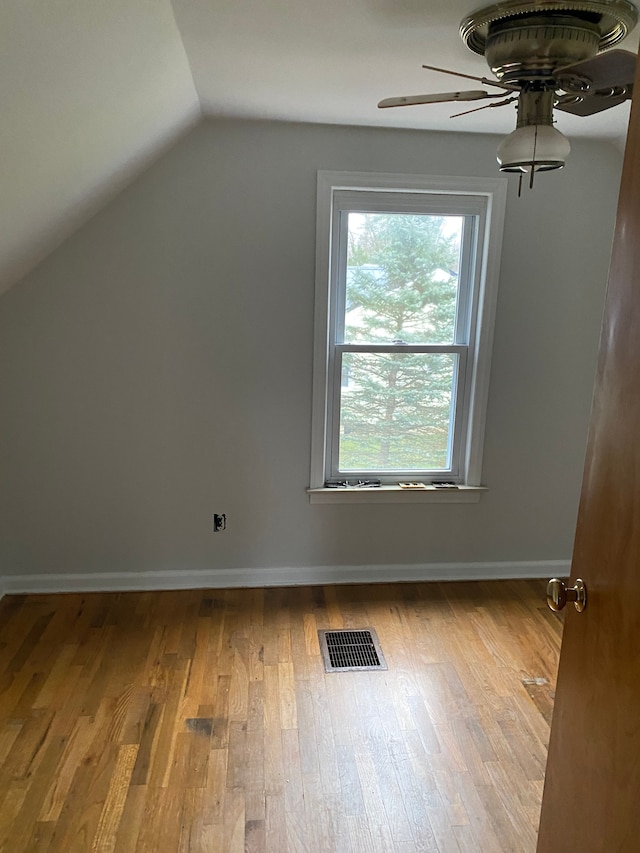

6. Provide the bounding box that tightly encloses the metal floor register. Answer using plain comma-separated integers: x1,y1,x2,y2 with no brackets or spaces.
318,628,388,672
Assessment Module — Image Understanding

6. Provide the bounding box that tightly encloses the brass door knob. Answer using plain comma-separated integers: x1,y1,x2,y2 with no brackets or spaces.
547,578,587,613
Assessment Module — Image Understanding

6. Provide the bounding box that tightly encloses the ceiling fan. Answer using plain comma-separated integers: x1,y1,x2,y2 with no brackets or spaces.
379,1,638,185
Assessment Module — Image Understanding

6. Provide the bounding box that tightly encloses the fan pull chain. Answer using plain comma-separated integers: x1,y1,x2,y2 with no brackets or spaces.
530,125,539,190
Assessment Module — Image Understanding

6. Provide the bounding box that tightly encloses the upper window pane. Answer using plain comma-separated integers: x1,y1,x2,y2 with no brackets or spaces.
344,212,463,345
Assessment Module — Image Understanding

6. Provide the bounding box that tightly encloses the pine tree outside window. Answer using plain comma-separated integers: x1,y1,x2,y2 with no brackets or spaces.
310,172,507,500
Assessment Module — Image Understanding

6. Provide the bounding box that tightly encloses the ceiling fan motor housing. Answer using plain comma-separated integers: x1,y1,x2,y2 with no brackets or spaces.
486,14,601,81
461,1,638,83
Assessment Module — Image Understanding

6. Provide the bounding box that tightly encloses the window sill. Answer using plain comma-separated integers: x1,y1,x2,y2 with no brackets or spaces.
307,485,486,504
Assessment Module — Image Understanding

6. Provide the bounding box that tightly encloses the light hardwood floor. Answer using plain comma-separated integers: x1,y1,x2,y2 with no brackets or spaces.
0,580,562,852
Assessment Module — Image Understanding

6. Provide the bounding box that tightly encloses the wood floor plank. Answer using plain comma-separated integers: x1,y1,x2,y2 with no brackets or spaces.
265,792,287,853
222,787,245,853
0,580,561,852
0,785,29,851
281,728,303,816
110,784,146,853
39,714,105,822
0,721,22,768
91,742,139,853
262,664,284,797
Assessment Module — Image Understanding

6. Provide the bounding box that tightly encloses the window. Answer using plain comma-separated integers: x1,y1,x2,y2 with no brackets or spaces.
309,172,507,501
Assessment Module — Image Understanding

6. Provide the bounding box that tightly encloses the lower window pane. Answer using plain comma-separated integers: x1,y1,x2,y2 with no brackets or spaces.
338,352,456,472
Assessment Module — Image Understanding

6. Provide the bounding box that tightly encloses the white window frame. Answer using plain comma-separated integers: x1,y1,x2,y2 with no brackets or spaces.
309,171,507,503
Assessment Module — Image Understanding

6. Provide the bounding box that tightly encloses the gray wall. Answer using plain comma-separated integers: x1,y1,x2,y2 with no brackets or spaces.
0,118,622,579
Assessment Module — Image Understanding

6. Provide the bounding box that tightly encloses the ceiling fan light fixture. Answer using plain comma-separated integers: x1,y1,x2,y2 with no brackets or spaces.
497,124,571,172
379,2,637,182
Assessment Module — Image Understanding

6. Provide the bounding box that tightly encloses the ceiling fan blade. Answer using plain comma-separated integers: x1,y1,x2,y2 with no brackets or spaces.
555,90,630,116
557,49,637,91
378,90,495,109
450,95,519,117
421,63,520,92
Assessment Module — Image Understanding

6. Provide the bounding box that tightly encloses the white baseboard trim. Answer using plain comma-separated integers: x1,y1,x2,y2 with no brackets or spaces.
0,560,570,598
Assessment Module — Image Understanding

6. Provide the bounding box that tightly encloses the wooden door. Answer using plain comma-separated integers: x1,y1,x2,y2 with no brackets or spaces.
536,57,640,852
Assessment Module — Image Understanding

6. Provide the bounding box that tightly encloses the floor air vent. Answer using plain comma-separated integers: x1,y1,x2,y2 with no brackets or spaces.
318,628,387,672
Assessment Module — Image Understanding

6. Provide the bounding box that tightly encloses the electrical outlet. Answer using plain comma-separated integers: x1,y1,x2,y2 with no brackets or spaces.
213,513,227,532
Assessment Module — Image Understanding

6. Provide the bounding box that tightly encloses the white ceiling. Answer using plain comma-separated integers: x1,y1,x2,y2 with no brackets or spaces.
175,0,638,138
1,0,637,295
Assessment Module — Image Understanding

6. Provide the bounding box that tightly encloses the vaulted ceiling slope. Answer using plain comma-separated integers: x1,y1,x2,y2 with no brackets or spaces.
0,0,200,296
1,0,638,296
